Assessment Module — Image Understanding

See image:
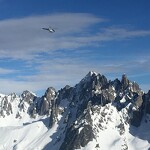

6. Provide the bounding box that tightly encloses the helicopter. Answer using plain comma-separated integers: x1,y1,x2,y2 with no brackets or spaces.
42,26,55,33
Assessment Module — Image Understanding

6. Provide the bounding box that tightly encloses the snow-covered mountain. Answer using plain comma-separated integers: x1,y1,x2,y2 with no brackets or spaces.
0,71,150,150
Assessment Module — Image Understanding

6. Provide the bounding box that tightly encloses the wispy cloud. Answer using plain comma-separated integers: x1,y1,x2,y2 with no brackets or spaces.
0,79,43,94
0,13,103,59
0,67,16,74
0,54,150,94
0,13,150,60
12,56,150,92
0,13,150,94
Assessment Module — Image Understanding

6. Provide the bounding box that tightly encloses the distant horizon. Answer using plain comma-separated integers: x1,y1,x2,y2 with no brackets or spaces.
0,71,149,97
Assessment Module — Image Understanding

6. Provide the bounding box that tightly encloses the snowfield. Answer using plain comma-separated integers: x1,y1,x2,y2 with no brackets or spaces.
1,106,150,150
0,72,150,150
0,115,58,150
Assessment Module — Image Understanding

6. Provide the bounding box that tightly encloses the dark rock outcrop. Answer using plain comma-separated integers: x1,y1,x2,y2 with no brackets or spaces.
121,74,129,90
57,72,147,149
0,71,150,150
60,125,94,150
40,87,57,115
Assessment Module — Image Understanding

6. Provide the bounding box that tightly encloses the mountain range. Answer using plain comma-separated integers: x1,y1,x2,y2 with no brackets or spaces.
0,71,150,150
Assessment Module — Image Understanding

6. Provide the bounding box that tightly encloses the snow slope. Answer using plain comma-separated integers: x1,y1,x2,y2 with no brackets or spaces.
0,114,60,150
0,93,68,150
77,104,150,150
0,72,150,150
1,101,150,150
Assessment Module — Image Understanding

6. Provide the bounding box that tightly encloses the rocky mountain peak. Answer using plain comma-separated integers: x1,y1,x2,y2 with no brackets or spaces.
1,71,150,150
121,73,129,90
44,87,56,102
21,90,36,104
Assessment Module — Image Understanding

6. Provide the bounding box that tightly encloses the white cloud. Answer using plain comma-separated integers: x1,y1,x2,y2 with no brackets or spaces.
0,79,44,94
0,13,150,94
0,13,150,60
0,13,103,59
15,56,150,90
0,67,16,74
0,56,150,95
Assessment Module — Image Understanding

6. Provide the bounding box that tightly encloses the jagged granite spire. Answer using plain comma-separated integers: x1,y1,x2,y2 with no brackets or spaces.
1,71,150,150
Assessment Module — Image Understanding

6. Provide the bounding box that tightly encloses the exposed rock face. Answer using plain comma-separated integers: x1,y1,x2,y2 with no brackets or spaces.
57,85,72,104
20,90,37,117
45,87,56,102
57,72,148,149
60,124,94,150
41,87,58,127
121,74,129,90
49,107,57,128
143,90,150,114
21,90,36,104
0,88,58,122
40,87,56,115
0,71,150,150
0,93,18,117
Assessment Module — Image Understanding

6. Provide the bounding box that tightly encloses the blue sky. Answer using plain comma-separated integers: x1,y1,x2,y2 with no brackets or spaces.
0,0,150,95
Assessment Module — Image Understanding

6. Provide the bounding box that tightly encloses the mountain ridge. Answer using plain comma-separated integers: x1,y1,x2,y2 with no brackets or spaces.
0,71,150,150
